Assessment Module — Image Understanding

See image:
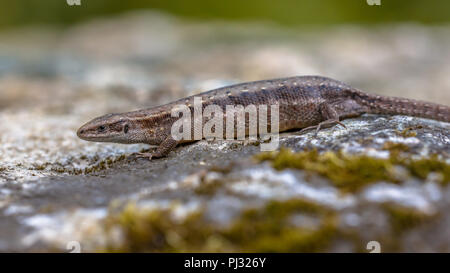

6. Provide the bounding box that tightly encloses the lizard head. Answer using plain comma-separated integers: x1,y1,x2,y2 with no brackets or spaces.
77,113,138,144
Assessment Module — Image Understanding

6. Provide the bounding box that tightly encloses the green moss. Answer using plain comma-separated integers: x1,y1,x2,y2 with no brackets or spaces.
255,147,450,191
103,203,211,252
382,141,410,152
31,162,50,171
396,127,419,138
384,204,435,234
249,140,261,146
77,154,127,175
194,178,224,195
400,156,450,184
30,154,128,175
255,148,399,192
382,141,411,159
225,199,336,252
102,199,337,253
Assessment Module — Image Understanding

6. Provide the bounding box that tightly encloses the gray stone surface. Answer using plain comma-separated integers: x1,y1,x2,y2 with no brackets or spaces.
0,12,449,252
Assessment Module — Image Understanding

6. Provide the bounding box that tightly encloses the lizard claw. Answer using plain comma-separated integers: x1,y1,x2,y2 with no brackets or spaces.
336,120,347,129
135,152,153,160
295,125,318,135
295,120,346,136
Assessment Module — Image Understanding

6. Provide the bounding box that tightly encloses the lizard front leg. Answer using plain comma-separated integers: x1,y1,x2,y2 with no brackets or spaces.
137,136,179,160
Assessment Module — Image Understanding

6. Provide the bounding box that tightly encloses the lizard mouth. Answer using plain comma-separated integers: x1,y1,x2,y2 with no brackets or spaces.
77,129,112,142
77,124,106,141
77,127,85,137
77,126,96,141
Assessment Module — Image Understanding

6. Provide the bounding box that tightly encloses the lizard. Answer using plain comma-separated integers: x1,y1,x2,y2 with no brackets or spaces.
77,75,450,159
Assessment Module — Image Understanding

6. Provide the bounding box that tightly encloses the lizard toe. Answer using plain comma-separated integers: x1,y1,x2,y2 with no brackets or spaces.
135,152,153,160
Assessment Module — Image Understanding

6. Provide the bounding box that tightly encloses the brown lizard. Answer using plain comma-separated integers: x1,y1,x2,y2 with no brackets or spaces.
77,76,450,159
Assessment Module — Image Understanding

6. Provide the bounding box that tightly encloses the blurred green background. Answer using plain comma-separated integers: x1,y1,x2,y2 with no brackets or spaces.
0,0,449,30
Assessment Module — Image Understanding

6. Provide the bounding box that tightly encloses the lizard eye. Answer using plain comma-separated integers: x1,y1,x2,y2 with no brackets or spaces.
124,124,129,134
98,125,106,132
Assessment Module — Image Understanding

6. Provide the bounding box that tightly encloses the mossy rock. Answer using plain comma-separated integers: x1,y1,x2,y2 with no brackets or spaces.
255,147,450,192
102,199,338,252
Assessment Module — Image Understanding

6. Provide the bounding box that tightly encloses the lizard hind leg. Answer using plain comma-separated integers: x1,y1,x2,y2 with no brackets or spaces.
297,103,346,135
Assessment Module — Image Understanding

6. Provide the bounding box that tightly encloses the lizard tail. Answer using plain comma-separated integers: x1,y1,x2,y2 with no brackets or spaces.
350,90,450,123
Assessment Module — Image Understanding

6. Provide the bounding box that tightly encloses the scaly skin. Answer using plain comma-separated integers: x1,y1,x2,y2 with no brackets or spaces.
77,76,450,159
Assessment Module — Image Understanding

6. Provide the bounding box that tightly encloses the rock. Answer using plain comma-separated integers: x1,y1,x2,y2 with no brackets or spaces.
0,12,449,252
